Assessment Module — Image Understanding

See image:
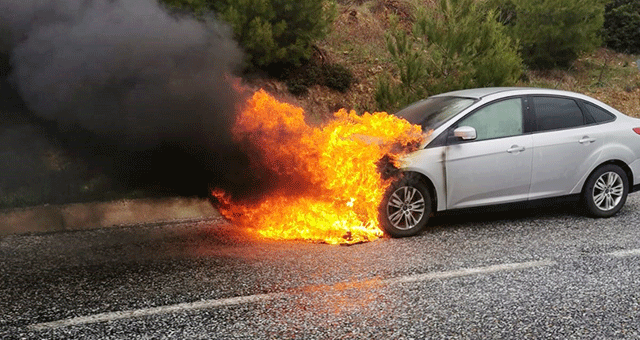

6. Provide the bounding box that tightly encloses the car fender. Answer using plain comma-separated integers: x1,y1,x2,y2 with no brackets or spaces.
399,146,447,212
571,141,638,194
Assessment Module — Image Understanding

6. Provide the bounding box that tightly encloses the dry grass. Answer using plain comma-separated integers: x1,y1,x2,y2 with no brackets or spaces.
244,0,413,121
302,0,396,119
251,1,640,120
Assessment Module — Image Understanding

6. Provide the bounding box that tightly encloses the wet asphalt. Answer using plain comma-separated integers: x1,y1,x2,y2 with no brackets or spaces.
2,195,640,339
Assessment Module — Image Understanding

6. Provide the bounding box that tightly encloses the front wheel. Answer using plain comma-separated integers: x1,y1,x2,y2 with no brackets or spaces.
582,164,629,218
379,175,432,238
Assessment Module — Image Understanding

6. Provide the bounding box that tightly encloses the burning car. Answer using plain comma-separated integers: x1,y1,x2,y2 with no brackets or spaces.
213,89,424,244
380,87,640,237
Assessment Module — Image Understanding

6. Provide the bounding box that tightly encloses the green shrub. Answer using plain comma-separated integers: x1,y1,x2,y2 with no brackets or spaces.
604,0,640,54
286,80,309,96
160,0,335,70
510,0,605,69
320,64,354,93
376,0,522,112
160,0,209,13
481,0,518,26
283,61,354,96
213,0,335,69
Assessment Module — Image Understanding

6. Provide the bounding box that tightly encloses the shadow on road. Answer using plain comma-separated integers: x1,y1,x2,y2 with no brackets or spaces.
426,200,582,230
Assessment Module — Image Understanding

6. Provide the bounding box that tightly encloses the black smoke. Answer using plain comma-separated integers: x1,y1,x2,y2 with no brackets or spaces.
0,0,258,201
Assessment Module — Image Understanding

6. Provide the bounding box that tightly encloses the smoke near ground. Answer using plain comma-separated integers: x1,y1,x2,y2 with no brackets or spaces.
0,0,257,203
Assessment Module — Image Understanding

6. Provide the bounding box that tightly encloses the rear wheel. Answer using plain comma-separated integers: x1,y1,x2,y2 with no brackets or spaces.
379,175,432,238
582,164,628,217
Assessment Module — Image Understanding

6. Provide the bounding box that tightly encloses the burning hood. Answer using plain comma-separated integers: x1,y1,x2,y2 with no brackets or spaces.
213,90,425,244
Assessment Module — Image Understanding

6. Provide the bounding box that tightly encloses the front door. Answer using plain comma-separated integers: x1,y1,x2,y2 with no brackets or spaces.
446,97,533,209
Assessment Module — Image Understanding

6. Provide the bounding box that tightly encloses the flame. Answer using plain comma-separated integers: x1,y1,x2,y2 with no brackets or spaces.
213,89,425,244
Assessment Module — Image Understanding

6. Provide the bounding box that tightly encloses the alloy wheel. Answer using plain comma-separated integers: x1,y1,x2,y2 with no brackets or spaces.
592,171,624,211
386,186,426,230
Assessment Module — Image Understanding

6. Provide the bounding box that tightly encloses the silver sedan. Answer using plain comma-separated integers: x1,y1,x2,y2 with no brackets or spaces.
380,87,640,237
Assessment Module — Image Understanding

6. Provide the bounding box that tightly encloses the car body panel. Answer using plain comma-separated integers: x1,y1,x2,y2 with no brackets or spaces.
400,147,447,211
630,159,640,189
396,87,640,213
529,125,606,200
567,124,640,194
446,135,533,209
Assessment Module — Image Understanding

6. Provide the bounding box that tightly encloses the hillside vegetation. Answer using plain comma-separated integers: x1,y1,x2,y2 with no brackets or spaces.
276,0,640,119
165,0,636,120
1,0,639,209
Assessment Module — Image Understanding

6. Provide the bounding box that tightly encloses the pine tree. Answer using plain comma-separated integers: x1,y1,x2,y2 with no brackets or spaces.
511,0,605,69
376,0,522,112
604,0,640,54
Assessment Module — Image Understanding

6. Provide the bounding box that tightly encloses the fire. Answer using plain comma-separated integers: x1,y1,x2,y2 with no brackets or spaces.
213,90,424,244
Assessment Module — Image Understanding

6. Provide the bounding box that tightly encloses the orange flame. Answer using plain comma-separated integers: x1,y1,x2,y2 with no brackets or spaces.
213,90,425,244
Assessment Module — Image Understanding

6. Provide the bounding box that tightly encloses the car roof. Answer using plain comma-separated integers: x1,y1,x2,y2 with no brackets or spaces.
430,87,580,100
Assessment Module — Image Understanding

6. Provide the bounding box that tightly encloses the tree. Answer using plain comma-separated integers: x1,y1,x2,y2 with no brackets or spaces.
604,0,640,54
161,0,335,70
511,0,605,69
376,0,522,112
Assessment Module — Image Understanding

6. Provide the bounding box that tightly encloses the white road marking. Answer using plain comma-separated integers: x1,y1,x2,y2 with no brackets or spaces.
28,293,285,331
607,248,640,257
382,259,556,285
28,259,555,331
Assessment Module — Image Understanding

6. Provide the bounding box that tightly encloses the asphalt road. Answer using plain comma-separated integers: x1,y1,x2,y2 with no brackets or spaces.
2,195,640,339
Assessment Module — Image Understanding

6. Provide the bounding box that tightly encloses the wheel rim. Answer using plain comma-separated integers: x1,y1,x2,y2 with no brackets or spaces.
386,186,426,230
592,171,624,211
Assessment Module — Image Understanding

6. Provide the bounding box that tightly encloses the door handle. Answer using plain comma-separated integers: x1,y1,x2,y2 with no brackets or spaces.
579,136,596,144
507,145,526,153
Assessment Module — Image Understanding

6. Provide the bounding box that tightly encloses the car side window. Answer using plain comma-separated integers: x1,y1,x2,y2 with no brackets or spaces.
583,102,616,123
456,98,523,141
533,97,584,131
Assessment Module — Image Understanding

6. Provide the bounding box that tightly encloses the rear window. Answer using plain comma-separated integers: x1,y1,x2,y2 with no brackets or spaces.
583,102,616,123
533,97,585,132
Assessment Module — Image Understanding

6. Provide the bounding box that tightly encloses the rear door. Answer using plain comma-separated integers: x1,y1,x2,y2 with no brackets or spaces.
528,96,607,199
445,97,533,209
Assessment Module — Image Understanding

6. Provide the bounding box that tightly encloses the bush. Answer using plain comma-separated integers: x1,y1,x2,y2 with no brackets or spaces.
376,0,522,112
284,61,354,96
160,0,209,13
481,0,517,26
160,0,335,70
604,0,640,54
213,0,335,69
321,64,354,93
286,80,309,96
510,0,605,69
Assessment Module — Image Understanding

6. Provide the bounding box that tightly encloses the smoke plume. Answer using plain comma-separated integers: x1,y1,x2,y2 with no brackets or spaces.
0,0,255,200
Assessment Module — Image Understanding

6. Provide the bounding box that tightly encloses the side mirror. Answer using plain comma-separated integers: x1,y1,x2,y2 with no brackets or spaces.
453,126,477,140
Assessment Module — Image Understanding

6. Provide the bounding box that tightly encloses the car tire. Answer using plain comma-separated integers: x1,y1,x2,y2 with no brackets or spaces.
379,175,432,238
582,164,629,218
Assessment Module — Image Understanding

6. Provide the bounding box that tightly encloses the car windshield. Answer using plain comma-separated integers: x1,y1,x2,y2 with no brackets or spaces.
395,96,476,131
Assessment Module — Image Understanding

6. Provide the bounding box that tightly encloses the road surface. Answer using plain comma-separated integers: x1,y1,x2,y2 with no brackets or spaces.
2,196,640,339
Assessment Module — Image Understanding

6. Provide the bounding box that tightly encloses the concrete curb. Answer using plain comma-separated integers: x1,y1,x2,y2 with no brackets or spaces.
0,197,221,236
